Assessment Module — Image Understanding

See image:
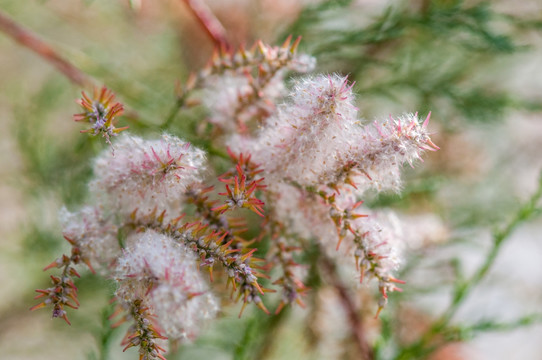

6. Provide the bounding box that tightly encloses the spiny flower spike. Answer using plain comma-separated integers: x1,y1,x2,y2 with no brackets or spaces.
31,273,78,325
214,151,266,216
119,299,168,360
389,112,440,152
31,235,95,324
213,174,265,217
294,180,406,318
332,200,369,251
74,86,127,145
187,224,272,316
129,210,271,316
348,218,405,318
185,185,249,239
224,148,265,183
201,36,307,78
375,276,406,319
200,38,314,132
272,238,309,314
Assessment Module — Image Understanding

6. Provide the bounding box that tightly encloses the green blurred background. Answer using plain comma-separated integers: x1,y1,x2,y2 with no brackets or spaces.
1,1,541,359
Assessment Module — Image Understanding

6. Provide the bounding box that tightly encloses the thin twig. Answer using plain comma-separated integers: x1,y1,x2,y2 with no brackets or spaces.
180,0,230,48
0,11,152,129
439,175,542,326
0,10,91,87
319,249,374,360
162,97,185,128
396,173,542,359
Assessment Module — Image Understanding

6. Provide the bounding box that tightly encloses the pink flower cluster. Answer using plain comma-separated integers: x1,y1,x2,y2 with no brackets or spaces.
33,39,439,360
228,74,438,311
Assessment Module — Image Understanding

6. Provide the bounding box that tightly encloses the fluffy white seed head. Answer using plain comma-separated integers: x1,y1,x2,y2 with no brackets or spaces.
267,182,337,242
202,49,315,133
352,211,404,281
90,133,206,216
202,74,257,132
59,205,119,269
345,113,439,194
115,230,219,341
237,74,362,186
230,73,438,199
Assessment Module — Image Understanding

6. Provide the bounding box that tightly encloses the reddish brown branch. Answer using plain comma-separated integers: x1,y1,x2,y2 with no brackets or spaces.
320,250,374,360
0,10,91,87
180,0,230,48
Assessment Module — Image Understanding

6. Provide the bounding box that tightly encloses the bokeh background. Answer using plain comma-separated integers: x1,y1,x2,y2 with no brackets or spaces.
1,0,541,359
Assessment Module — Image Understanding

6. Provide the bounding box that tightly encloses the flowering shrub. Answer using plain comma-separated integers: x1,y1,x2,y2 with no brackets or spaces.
28,35,441,360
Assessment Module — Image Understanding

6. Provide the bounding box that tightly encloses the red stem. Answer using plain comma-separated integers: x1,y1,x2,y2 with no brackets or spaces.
0,10,90,87
180,0,230,48
320,250,374,360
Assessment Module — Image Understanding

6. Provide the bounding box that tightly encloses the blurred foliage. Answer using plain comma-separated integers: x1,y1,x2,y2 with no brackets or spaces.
285,0,542,126
87,302,120,360
14,78,95,205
